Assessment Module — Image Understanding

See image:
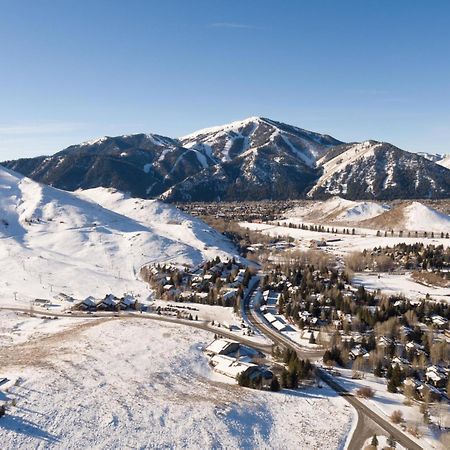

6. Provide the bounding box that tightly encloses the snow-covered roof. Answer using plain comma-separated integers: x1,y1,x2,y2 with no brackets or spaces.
205,338,239,356
264,312,277,323
210,354,257,379
83,296,97,306
272,320,287,331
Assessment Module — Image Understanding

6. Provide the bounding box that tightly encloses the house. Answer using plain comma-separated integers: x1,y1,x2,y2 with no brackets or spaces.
417,383,442,401
77,296,97,310
222,289,238,302
405,341,424,353
266,291,281,306
97,294,120,310
349,345,369,360
431,315,448,329
33,298,50,306
204,338,240,357
378,336,393,348
210,355,273,387
391,356,410,370
120,294,136,309
425,366,448,388
179,291,194,301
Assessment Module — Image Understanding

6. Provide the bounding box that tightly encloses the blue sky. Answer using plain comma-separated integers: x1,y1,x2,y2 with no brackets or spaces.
1,0,449,159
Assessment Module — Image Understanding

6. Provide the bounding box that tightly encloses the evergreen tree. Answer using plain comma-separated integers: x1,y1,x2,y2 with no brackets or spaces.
374,361,383,377
270,376,280,392
371,434,378,447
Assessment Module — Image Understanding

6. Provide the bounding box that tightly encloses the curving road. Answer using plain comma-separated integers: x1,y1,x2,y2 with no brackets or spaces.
2,291,423,450
243,282,423,450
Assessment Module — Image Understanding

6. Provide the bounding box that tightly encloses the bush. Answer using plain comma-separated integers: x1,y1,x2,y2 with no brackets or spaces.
390,410,403,424
270,376,280,392
357,386,375,398
407,423,421,438
345,252,367,272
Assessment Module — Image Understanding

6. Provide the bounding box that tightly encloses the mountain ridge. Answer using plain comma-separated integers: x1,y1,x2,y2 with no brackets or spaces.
2,117,450,201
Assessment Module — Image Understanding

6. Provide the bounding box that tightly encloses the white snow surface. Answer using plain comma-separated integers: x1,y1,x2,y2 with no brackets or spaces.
352,272,450,304
437,154,450,169
0,318,353,449
180,116,264,141
284,198,449,232
0,167,236,307
180,116,334,166
286,196,390,223
403,202,450,233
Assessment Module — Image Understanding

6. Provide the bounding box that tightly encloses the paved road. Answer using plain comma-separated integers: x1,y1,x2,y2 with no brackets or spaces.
3,296,423,450
242,282,423,450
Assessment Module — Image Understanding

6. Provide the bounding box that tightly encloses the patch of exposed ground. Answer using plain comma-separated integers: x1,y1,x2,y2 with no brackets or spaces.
0,318,110,369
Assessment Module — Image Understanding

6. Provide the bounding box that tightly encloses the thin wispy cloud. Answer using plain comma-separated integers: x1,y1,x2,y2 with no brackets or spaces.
208,22,264,30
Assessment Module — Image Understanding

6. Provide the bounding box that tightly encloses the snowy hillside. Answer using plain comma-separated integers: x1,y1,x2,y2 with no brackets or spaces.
309,141,450,199
0,167,236,307
284,196,450,233
0,318,353,449
286,196,390,224
77,187,236,260
358,201,450,233
437,154,450,169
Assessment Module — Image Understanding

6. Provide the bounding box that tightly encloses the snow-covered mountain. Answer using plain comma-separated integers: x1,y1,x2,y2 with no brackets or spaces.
437,154,450,170
3,133,215,198
419,152,450,170
3,118,450,201
309,141,450,200
180,116,341,166
0,166,235,306
3,117,342,202
160,117,342,201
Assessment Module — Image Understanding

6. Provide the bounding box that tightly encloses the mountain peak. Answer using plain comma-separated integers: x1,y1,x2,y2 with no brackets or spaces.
3,118,449,202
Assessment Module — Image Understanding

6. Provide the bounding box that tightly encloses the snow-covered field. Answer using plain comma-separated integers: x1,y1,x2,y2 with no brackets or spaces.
0,310,90,347
352,272,450,303
241,222,447,256
0,317,353,449
0,167,236,309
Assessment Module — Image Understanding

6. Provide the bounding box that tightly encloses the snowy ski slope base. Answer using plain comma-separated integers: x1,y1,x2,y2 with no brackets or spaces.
0,318,353,449
0,167,236,308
